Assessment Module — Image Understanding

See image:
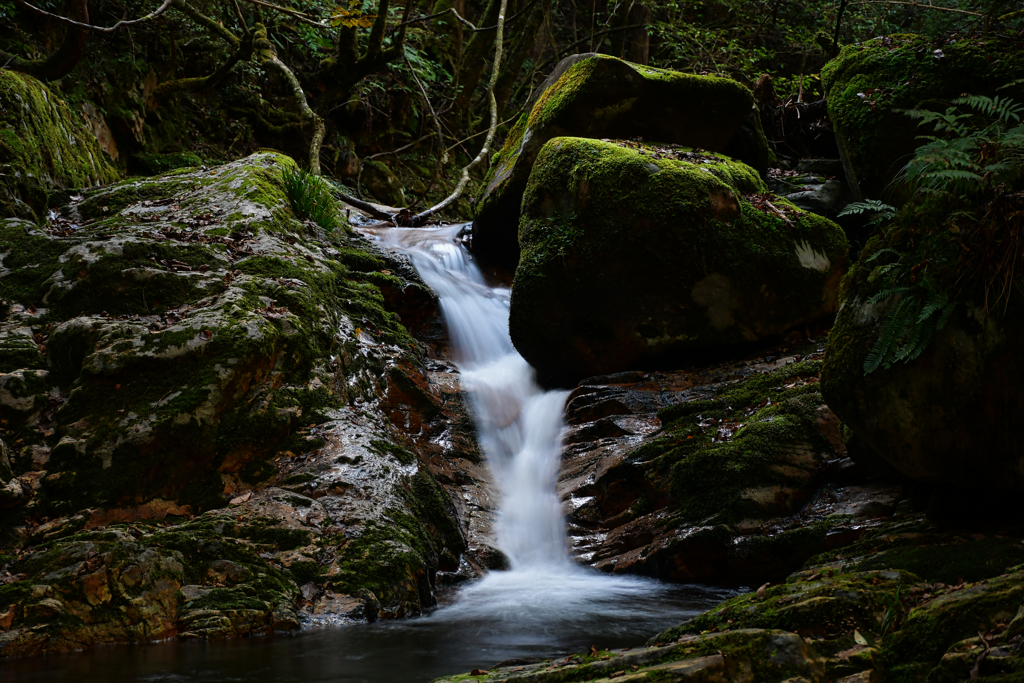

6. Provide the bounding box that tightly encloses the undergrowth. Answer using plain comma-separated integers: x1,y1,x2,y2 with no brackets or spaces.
855,87,1024,374
282,166,344,233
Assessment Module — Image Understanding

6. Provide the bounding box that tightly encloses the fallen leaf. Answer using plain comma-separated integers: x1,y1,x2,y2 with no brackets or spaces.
854,630,868,646
609,672,625,679
756,582,770,600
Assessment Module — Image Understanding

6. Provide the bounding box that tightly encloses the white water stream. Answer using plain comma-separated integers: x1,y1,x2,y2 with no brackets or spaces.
369,224,673,625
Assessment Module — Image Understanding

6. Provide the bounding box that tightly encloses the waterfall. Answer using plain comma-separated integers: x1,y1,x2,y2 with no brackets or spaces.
371,224,570,569
364,224,695,632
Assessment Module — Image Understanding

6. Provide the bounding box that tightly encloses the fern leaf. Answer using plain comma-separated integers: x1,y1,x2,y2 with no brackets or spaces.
864,297,916,374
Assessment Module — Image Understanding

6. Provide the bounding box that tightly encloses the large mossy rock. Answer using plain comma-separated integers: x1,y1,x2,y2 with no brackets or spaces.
508,138,847,385
0,70,118,219
0,151,493,653
822,34,1024,202
472,54,770,269
820,247,1024,491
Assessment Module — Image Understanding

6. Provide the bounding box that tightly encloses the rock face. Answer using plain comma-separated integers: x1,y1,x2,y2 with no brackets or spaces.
559,347,896,585
823,34,1024,202
0,152,499,656
821,272,1024,491
509,138,847,385
472,54,771,269
0,70,119,220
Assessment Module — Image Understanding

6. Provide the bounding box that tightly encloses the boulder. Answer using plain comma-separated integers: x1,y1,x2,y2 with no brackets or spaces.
823,34,1024,202
0,70,118,219
472,54,770,269
508,137,847,385
821,288,1024,490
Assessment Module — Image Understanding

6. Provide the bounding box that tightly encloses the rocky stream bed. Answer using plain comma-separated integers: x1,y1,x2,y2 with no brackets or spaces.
2,36,1024,683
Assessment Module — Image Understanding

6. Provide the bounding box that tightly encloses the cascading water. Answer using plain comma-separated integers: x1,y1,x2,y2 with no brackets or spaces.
367,224,698,629
372,223,570,570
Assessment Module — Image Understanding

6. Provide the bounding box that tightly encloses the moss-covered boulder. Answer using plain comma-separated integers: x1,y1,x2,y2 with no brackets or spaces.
0,151,494,653
820,199,1024,490
0,70,118,220
509,138,847,385
472,54,770,269
822,34,1024,202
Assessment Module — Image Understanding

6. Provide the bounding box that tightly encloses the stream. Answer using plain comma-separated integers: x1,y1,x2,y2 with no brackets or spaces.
4,225,734,682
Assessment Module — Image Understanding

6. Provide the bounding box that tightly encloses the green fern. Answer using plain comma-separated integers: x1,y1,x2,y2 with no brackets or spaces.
838,200,897,228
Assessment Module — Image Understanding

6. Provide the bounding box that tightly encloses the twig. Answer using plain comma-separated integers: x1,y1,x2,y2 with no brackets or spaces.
833,0,848,53
405,53,446,163
537,23,644,71
393,0,539,33
237,0,331,28
410,0,509,225
846,1,982,17
13,0,174,32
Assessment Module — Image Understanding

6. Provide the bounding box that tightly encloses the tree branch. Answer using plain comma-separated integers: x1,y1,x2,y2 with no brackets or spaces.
13,0,175,33
846,1,982,16
411,0,509,224
236,0,331,28
253,24,325,174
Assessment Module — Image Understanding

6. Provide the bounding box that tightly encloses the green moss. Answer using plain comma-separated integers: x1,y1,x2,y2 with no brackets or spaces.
133,152,204,175
510,135,846,382
0,70,119,220
822,34,1024,201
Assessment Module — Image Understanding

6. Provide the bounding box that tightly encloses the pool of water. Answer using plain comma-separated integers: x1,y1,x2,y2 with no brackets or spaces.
3,572,735,683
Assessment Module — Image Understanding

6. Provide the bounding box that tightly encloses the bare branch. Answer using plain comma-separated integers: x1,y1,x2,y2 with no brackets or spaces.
846,1,982,16
393,0,541,33
405,53,445,161
411,0,509,224
236,0,332,28
13,0,175,33
254,25,326,174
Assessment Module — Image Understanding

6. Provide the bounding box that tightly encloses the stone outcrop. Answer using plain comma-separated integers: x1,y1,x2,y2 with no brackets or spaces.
436,508,1024,682
472,54,771,269
509,138,847,385
823,34,1024,202
0,70,119,220
558,344,901,585
0,152,499,656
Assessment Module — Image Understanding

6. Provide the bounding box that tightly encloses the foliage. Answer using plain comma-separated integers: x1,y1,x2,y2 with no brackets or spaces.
838,200,897,229
281,166,344,233
860,89,1024,373
861,248,954,374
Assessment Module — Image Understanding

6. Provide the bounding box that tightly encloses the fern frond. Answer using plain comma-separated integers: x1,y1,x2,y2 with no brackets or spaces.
864,296,916,374
867,286,912,305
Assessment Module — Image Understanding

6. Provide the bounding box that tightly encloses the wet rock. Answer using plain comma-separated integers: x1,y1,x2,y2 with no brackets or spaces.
509,138,847,385
0,152,497,655
432,628,825,682
0,71,119,220
822,34,1024,202
473,54,770,269
558,349,897,584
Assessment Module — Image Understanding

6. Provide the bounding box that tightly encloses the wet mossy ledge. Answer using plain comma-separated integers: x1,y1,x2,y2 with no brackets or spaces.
0,151,490,655
0,70,119,221
509,137,847,386
471,53,770,270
